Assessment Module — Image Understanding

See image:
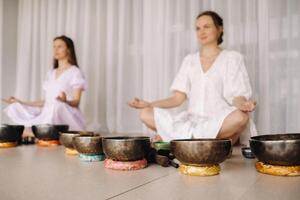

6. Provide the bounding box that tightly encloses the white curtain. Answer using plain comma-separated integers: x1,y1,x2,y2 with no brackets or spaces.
7,0,300,138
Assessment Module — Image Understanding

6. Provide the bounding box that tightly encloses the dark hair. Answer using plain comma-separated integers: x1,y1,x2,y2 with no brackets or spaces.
196,11,223,45
53,35,79,69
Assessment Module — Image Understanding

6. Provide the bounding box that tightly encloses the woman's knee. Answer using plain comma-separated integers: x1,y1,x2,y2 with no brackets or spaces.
234,110,249,127
232,110,249,127
217,110,249,139
7,102,21,110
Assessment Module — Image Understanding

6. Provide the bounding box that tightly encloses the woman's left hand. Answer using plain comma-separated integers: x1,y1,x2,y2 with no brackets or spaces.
56,92,67,103
238,100,256,112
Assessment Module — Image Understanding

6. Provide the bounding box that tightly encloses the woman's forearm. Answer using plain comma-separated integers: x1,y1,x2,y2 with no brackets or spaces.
65,100,80,108
232,96,247,108
20,100,45,107
150,98,180,108
150,92,186,109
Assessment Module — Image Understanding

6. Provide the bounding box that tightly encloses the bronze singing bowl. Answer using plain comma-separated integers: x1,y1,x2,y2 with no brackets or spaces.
59,131,87,149
102,136,151,161
0,124,24,143
32,124,69,140
72,134,103,155
171,139,232,165
250,133,300,166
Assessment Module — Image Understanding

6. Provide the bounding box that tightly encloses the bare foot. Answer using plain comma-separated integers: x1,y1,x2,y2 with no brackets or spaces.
22,129,34,138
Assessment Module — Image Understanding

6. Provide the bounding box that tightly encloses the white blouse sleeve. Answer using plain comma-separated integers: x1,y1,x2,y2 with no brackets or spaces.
170,55,191,96
70,68,87,91
223,53,252,105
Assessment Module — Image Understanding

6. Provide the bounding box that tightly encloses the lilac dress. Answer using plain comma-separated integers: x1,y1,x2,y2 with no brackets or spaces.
4,66,86,131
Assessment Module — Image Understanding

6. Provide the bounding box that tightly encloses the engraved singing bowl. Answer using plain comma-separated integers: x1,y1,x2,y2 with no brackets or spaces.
102,136,151,161
171,139,232,166
0,124,24,143
32,124,69,140
250,133,300,166
72,134,103,155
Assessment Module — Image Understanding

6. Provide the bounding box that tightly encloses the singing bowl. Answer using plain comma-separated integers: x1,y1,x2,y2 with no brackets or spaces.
59,131,83,149
32,124,69,140
170,139,232,165
153,142,170,151
241,147,255,159
250,133,300,166
102,137,151,161
72,134,103,155
0,124,24,143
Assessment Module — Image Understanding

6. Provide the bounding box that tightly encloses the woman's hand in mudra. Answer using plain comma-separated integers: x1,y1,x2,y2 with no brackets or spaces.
2,96,21,104
238,100,256,112
128,98,151,109
56,92,67,103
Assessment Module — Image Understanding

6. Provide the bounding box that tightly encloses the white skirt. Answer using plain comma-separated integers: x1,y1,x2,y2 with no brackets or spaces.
153,107,257,144
4,101,85,131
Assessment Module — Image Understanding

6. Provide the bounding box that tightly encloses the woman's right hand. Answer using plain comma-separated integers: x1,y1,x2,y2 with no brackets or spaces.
128,98,151,109
2,96,21,104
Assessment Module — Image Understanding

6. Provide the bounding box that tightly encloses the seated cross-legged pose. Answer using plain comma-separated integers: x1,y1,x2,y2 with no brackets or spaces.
2,35,87,137
129,11,256,144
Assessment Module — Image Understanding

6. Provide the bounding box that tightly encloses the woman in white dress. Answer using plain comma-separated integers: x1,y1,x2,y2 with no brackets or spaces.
129,11,256,144
2,35,86,136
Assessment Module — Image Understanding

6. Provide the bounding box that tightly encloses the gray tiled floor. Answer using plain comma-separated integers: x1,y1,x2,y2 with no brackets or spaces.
0,146,299,200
